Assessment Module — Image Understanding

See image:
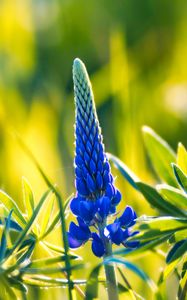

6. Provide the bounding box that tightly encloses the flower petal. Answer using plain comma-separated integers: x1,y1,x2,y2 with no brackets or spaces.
67,233,83,248
91,233,105,257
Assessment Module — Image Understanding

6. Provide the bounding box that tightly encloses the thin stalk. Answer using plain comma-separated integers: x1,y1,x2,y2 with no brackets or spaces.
99,223,119,300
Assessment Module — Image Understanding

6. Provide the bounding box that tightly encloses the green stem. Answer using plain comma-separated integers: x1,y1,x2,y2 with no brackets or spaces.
99,224,119,300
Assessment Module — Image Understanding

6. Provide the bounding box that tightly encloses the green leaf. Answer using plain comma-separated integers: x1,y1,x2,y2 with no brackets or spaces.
114,232,183,258
85,263,101,300
108,154,186,216
177,143,187,174
6,190,51,259
172,163,187,193
158,258,181,284
30,255,78,268
40,193,55,237
108,153,139,190
0,190,26,226
23,276,86,287
166,240,187,263
142,126,177,186
0,210,13,261
178,268,187,300
157,184,187,209
104,257,157,292
137,182,186,217
22,177,34,219
170,229,187,243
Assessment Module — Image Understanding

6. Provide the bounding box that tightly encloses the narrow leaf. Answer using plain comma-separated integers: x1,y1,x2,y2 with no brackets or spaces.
0,190,26,226
166,240,187,263
157,184,187,209
177,143,187,174
172,163,187,193
22,177,35,218
142,126,177,186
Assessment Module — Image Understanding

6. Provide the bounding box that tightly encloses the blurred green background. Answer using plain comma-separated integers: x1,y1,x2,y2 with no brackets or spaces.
0,0,187,299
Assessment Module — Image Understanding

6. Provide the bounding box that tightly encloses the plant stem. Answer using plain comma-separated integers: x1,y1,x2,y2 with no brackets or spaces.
99,224,119,300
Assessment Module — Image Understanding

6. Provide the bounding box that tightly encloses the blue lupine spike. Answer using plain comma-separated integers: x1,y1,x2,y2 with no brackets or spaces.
68,58,139,257
91,233,105,257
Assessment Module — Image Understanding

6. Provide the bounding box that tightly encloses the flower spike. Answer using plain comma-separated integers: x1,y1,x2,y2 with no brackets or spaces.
67,58,138,257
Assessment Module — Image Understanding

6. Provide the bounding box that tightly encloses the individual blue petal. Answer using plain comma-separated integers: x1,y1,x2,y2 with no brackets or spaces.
106,222,124,245
70,197,81,216
84,151,90,165
112,190,122,206
79,201,96,223
105,183,115,198
122,229,130,240
75,156,83,167
124,241,139,248
90,159,97,174
96,172,103,189
92,150,98,162
76,179,89,196
75,167,82,178
118,206,136,227
91,233,105,257
86,140,92,155
67,232,83,249
86,174,97,193
109,206,116,214
69,221,91,242
103,170,110,186
97,160,103,173
103,161,110,172
97,196,111,219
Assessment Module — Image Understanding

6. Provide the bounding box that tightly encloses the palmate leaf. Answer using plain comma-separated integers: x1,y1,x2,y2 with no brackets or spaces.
157,184,187,210
172,163,187,193
142,126,177,187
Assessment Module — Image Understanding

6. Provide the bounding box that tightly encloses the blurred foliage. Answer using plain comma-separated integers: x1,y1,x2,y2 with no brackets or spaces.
0,0,187,299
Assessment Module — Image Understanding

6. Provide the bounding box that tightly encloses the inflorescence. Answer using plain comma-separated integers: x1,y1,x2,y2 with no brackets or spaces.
67,58,139,257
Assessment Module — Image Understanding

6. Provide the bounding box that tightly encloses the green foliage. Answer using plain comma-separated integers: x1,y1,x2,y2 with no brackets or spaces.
109,126,187,299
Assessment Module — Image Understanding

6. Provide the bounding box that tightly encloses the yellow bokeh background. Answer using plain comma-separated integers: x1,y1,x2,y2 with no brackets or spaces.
0,1,187,299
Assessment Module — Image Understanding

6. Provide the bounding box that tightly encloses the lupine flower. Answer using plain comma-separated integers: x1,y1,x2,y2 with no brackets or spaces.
67,58,139,257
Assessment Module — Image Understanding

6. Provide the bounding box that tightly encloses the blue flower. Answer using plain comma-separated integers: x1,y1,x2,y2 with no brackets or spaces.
67,58,139,257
